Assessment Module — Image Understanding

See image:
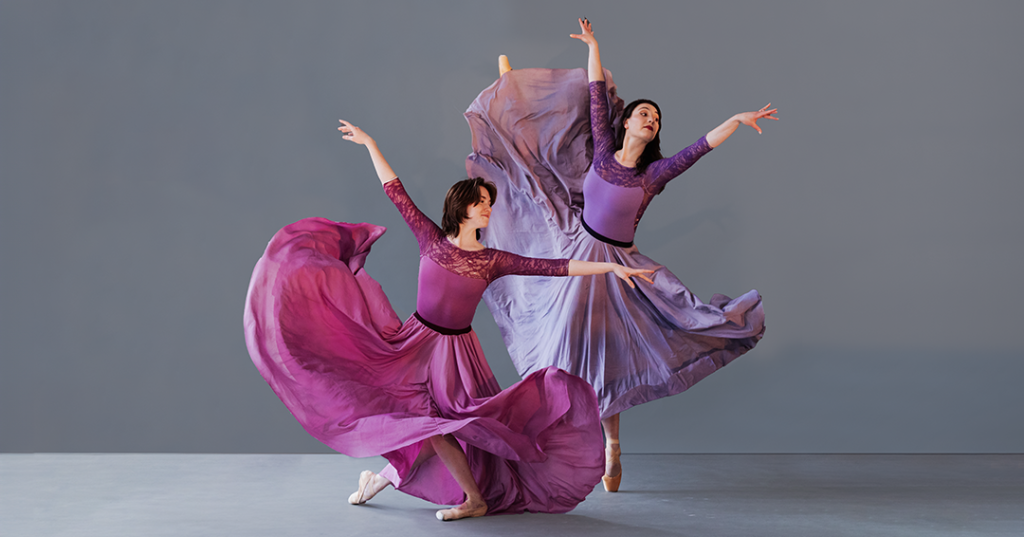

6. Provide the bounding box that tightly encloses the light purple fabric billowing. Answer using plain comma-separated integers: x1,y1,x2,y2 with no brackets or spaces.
244,199,603,513
465,68,765,419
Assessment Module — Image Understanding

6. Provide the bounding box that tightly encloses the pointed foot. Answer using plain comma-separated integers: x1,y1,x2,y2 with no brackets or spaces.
498,55,512,77
603,442,622,492
348,470,381,505
436,499,488,521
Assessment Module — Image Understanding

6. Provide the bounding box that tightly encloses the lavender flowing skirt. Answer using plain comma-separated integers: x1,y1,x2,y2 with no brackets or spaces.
465,68,765,418
244,218,603,514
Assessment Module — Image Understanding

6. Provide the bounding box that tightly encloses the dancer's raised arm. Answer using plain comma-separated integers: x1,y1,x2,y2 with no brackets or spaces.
570,17,604,82
705,104,780,148
338,119,398,185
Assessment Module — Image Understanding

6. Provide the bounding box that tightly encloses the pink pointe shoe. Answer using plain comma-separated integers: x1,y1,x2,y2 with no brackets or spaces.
435,500,488,521
348,470,377,505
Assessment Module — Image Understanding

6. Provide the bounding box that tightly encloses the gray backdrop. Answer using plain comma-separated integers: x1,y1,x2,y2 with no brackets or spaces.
2,1,1022,454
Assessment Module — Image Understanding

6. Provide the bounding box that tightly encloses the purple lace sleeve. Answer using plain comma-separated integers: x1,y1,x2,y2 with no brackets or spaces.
486,250,570,283
382,179,443,252
644,136,713,194
589,81,617,166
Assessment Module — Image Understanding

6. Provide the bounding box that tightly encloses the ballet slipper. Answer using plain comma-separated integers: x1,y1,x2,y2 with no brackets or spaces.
602,440,621,492
435,500,488,521
602,473,621,493
347,470,378,505
498,55,512,77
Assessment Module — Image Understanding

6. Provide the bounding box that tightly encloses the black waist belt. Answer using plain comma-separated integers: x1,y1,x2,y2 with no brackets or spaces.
581,215,634,248
413,311,472,335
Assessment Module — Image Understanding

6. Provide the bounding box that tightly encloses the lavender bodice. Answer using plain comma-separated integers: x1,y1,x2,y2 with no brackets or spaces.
384,179,570,330
581,80,714,244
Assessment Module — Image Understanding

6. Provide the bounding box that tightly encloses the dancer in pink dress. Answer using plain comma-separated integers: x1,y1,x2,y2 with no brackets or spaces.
243,119,653,520
466,19,776,491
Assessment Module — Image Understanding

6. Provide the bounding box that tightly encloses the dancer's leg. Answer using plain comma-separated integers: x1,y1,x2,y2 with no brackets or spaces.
430,434,488,521
601,413,622,492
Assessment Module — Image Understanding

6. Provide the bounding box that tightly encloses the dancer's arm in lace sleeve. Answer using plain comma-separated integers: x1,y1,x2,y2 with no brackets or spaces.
489,250,655,290
338,119,441,248
572,18,616,157
647,103,780,193
645,136,714,194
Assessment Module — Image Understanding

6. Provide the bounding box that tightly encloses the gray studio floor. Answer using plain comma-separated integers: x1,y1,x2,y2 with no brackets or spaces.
2,454,1022,537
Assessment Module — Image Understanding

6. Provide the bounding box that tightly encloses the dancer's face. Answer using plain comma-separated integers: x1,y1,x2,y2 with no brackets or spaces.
463,186,493,230
623,104,660,142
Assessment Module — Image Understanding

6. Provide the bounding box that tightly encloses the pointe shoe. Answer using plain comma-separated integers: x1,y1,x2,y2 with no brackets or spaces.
602,473,621,492
498,55,512,77
602,441,621,492
347,470,376,505
435,501,488,521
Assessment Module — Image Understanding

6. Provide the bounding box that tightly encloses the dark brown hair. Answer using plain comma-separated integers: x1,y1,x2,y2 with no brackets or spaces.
615,98,664,175
441,177,497,238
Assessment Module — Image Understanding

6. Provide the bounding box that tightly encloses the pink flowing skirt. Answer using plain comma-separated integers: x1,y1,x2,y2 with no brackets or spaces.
244,218,603,514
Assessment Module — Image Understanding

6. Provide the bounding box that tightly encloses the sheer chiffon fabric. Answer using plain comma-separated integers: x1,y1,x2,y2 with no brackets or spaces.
244,217,603,514
465,68,765,418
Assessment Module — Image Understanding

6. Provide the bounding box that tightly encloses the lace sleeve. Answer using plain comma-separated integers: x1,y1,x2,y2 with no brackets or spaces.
589,81,617,165
486,249,570,283
644,135,713,195
382,179,443,251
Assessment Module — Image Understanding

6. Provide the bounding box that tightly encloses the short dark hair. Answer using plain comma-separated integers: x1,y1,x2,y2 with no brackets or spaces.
615,98,664,176
441,177,497,238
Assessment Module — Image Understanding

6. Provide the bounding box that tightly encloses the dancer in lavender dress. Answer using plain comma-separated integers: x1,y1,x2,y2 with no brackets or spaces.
465,18,776,492
243,119,653,520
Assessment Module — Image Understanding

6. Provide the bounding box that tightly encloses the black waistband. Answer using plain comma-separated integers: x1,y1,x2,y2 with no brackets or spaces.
413,311,472,335
581,215,634,248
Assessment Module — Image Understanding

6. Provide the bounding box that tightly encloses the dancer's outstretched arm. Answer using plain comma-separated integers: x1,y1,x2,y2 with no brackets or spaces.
568,260,655,289
571,17,605,82
338,119,398,185
705,104,780,148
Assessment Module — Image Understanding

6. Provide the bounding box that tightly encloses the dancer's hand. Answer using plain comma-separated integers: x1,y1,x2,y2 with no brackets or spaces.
612,265,656,289
568,260,654,287
338,119,375,146
338,119,396,185
706,103,780,147
733,104,779,135
572,17,604,82
570,17,598,48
